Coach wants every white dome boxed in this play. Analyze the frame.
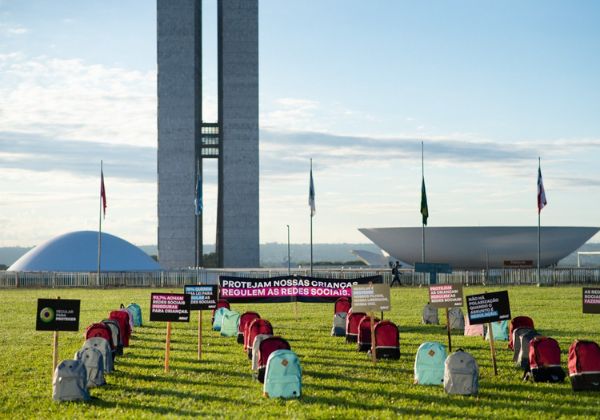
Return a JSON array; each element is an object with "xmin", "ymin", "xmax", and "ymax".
[{"xmin": 8, "ymin": 231, "xmax": 161, "ymax": 272}]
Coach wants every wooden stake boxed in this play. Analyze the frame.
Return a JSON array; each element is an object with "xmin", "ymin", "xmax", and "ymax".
[
  {"xmin": 446, "ymin": 307, "xmax": 452, "ymax": 353},
  {"xmin": 164, "ymin": 321, "xmax": 172, "ymax": 373},
  {"xmin": 487, "ymin": 322, "xmax": 498, "ymax": 376},
  {"xmin": 52, "ymin": 331, "xmax": 59, "ymax": 374},
  {"xmin": 370, "ymin": 311, "xmax": 376, "ymax": 365},
  {"xmin": 197, "ymin": 311, "xmax": 202, "ymax": 360}
]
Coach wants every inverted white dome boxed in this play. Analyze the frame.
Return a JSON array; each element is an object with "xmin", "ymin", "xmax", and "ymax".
[{"xmin": 8, "ymin": 231, "xmax": 161, "ymax": 272}]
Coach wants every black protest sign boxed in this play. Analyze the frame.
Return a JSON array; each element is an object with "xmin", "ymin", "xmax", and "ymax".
[
  {"xmin": 583, "ymin": 288, "xmax": 600, "ymax": 314},
  {"xmin": 36, "ymin": 299, "xmax": 80, "ymax": 331},
  {"xmin": 466, "ymin": 291, "xmax": 511, "ymax": 325},
  {"xmin": 429, "ymin": 284, "xmax": 464, "ymax": 308},
  {"xmin": 184, "ymin": 285, "xmax": 218, "ymax": 310},
  {"xmin": 150, "ymin": 293, "xmax": 191, "ymax": 322}
]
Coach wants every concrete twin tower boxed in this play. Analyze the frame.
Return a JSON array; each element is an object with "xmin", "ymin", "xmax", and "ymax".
[{"xmin": 157, "ymin": 0, "xmax": 259, "ymax": 269}]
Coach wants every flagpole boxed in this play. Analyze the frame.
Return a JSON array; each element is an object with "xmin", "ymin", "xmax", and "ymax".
[
  {"xmin": 537, "ymin": 157, "xmax": 541, "ymax": 286},
  {"xmin": 421, "ymin": 142, "xmax": 425, "ymax": 263},
  {"xmin": 310, "ymin": 158, "xmax": 313, "ymax": 277},
  {"xmin": 97, "ymin": 160, "xmax": 103, "ymax": 287}
]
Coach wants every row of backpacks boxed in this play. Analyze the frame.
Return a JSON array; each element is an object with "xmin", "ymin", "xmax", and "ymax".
[
  {"xmin": 211, "ymin": 300, "xmax": 303, "ymax": 399},
  {"xmin": 331, "ymin": 297, "xmax": 401, "ymax": 360},
  {"xmin": 52, "ymin": 303, "xmax": 143, "ymax": 402}
]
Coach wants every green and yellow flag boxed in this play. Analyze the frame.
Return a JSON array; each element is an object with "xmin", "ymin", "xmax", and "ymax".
[{"xmin": 420, "ymin": 177, "xmax": 428, "ymax": 226}]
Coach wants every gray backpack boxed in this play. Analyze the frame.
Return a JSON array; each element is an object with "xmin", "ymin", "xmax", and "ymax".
[
  {"xmin": 517, "ymin": 330, "xmax": 541, "ymax": 370},
  {"xmin": 83, "ymin": 337, "xmax": 114, "ymax": 373},
  {"xmin": 102, "ymin": 319, "xmax": 123, "ymax": 356},
  {"xmin": 512, "ymin": 328, "xmax": 534, "ymax": 364},
  {"xmin": 448, "ymin": 308, "xmax": 465, "ymax": 331},
  {"xmin": 331, "ymin": 312, "xmax": 347, "ymax": 336},
  {"xmin": 444, "ymin": 350, "xmax": 479, "ymax": 395},
  {"xmin": 52, "ymin": 360, "xmax": 90, "ymax": 402},
  {"xmin": 75, "ymin": 347, "xmax": 106, "ymax": 388},
  {"xmin": 422, "ymin": 303, "xmax": 439, "ymax": 325}
]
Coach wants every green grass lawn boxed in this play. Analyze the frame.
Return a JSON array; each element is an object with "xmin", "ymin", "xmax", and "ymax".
[{"xmin": 1, "ymin": 286, "xmax": 600, "ymax": 419}]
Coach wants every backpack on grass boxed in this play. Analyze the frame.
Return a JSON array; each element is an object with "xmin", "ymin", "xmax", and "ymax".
[
  {"xmin": 238, "ymin": 311, "xmax": 260, "ymax": 345},
  {"xmin": 448, "ymin": 308, "xmax": 465, "ymax": 331},
  {"xmin": 74, "ymin": 347, "xmax": 106, "ymax": 388},
  {"xmin": 568, "ymin": 340, "xmax": 600, "ymax": 391},
  {"xmin": 512, "ymin": 328, "xmax": 534, "ymax": 365},
  {"xmin": 509, "ymin": 316, "xmax": 534, "ymax": 350},
  {"xmin": 414, "ymin": 342, "xmax": 447, "ymax": 385},
  {"xmin": 82, "ymin": 337, "xmax": 114, "ymax": 374},
  {"xmin": 85, "ymin": 323, "xmax": 114, "ymax": 351},
  {"xmin": 102, "ymin": 319, "xmax": 122, "ymax": 357},
  {"xmin": 212, "ymin": 307, "xmax": 231, "ymax": 332},
  {"xmin": 516, "ymin": 330, "xmax": 541, "ymax": 371},
  {"xmin": 486, "ymin": 320, "xmax": 509, "ymax": 341},
  {"xmin": 127, "ymin": 303, "xmax": 143, "ymax": 327},
  {"xmin": 357, "ymin": 316, "xmax": 379, "ymax": 352},
  {"xmin": 444, "ymin": 350, "xmax": 479, "ymax": 395},
  {"xmin": 528, "ymin": 336, "xmax": 565, "ymax": 383},
  {"xmin": 374, "ymin": 320, "xmax": 400, "ymax": 360},
  {"xmin": 245, "ymin": 319, "xmax": 273, "ymax": 359},
  {"xmin": 211, "ymin": 299, "xmax": 230, "ymax": 325},
  {"xmin": 334, "ymin": 297, "xmax": 351, "ymax": 314},
  {"xmin": 220, "ymin": 310, "xmax": 240, "ymax": 338},
  {"xmin": 257, "ymin": 336, "xmax": 291, "ymax": 383},
  {"xmin": 331, "ymin": 312, "xmax": 347, "ymax": 337},
  {"xmin": 263, "ymin": 350, "xmax": 301, "ymax": 399},
  {"xmin": 422, "ymin": 303, "xmax": 439, "ymax": 325},
  {"xmin": 345, "ymin": 310, "xmax": 366, "ymax": 343},
  {"xmin": 464, "ymin": 314, "xmax": 484, "ymax": 337},
  {"xmin": 52, "ymin": 360, "xmax": 90, "ymax": 402},
  {"xmin": 252, "ymin": 334, "xmax": 273, "ymax": 371},
  {"xmin": 109, "ymin": 310, "xmax": 132, "ymax": 347}
]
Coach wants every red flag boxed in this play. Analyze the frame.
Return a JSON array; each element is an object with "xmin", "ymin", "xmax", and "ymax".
[{"xmin": 101, "ymin": 169, "xmax": 107, "ymax": 218}]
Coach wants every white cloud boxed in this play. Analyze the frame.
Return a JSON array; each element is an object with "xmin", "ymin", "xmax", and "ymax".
[
  {"xmin": 0, "ymin": 53, "xmax": 156, "ymax": 147},
  {"xmin": 0, "ymin": 23, "xmax": 28, "ymax": 36}
]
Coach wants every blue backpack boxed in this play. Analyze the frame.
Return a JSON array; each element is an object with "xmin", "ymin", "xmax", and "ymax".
[
  {"xmin": 220, "ymin": 310, "xmax": 241, "ymax": 337},
  {"xmin": 263, "ymin": 350, "xmax": 302, "ymax": 399},
  {"xmin": 486, "ymin": 320, "xmax": 509, "ymax": 341},
  {"xmin": 414, "ymin": 342, "xmax": 447, "ymax": 385},
  {"xmin": 212, "ymin": 307, "xmax": 231, "ymax": 331},
  {"xmin": 127, "ymin": 303, "xmax": 143, "ymax": 327}
]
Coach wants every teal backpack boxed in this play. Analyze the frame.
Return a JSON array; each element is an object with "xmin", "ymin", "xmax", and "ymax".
[
  {"xmin": 127, "ymin": 303, "xmax": 143, "ymax": 327},
  {"xmin": 263, "ymin": 349, "xmax": 302, "ymax": 399},
  {"xmin": 486, "ymin": 320, "xmax": 509, "ymax": 341},
  {"xmin": 220, "ymin": 310, "xmax": 241, "ymax": 337},
  {"xmin": 212, "ymin": 307, "xmax": 231, "ymax": 331},
  {"xmin": 414, "ymin": 341, "xmax": 447, "ymax": 385}
]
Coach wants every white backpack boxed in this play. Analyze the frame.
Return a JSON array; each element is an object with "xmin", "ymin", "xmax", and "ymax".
[
  {"xmin": 444, "ymin": 350, "xmax": 479, "ymax": 395},
  {"xmin": 331, "ymin": 312, "xmax": 347, "ymax": 336},
  {"xmin": 52, "ymin": 360, "xmax": 90, "ymax": 402},
  {"xmin": 83, "ymin": 337, "xmax": 114, "ymax": 373},
  {"xmin": 422, "ymin": 303, "xmax": 439, "ymax": 325},
  {"xmin": 252, "ymin": 334, "xmax": 273, "ymax": 371},
  {"xmin": 75, "ymin": 347, "xmax": 106, "ymax": 388}
]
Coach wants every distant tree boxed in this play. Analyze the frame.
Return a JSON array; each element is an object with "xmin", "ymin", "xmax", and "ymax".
[
  {"xmin": 202, "ymin": 252, "xmax": 218, "ymax": 268},
  {"xmin": 0, "ymin": 264, "xmax": 7, "ymax": 271}
]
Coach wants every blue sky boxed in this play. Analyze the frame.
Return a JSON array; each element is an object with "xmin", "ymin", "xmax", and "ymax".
[{"xmin": 1, "ymin": 0, "xmax": 600, "ymax": 247}]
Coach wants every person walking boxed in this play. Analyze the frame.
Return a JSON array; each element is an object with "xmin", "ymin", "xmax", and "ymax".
[{"xmin": 390, "ymin": 261, "xmax": 402, "ymax": 287}]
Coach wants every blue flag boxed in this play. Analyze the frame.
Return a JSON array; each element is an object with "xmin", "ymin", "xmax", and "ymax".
[
  {"xmin": 309, "ymin": 166, "xmax": 315, "ymax": 217},
  {"xmin": 194, "ymin": 174, "xmax": 202, "ymax": 216}
]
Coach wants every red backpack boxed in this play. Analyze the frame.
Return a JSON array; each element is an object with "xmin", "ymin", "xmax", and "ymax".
[
  {"xmin": 509, "ymin": 316, "xmax": 534, "ymax": 350},
  {"xmin": 568, "ymin": 340, "xmax": 600, "ymax": 391},
  {"xmin": 334, "ymin": 297, "xmax": 351, "ymax": 314},
  {"xmin": 374, "ymin": 320, "xmax": 400, "ymax": 360},
  {"xmin": 345, "ymin": 310, "xmax": 366, "ymax": 344},
  {"xmin": 245, "ymin": 319, "xmax": 273, "ymax": 358},
  {"xmin": 357, "ymin": 316, "xmax": 379, "ymax": 352},
  {"xmin": 528, "ymin": 336, "xmax": 565, "ymax": 382},
  {"xmin": 85, "ymin": 323, "xmax": 114, "ymax": 350},
  {"xmin": 109, "ymin": 310, "xmax": 131, "ymax": 347},
  {"xmin": 257, "ymin": 336, "xmax": 291, "ymax": 383},
  {"xmin": 238, "ymin": 311, "xmax": 260, "ymax": 345}
]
